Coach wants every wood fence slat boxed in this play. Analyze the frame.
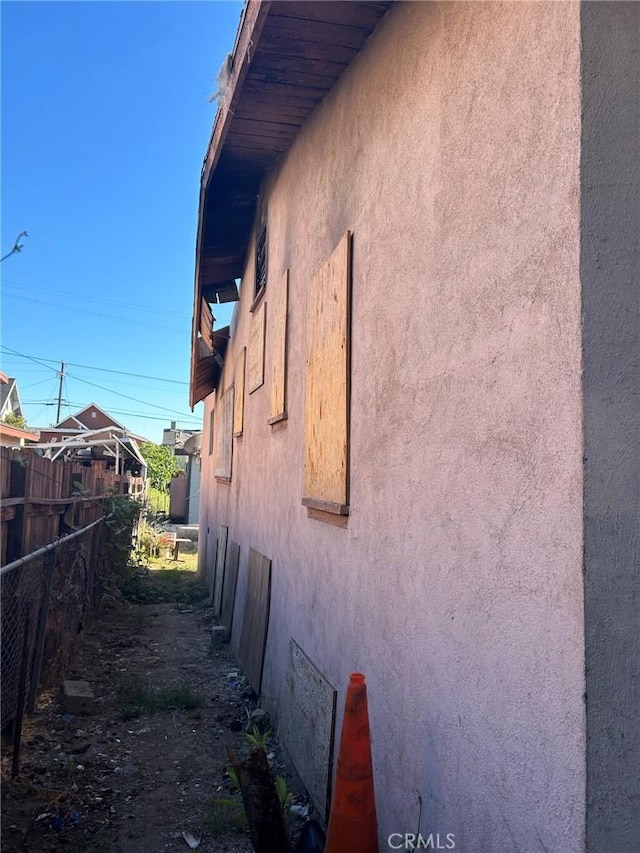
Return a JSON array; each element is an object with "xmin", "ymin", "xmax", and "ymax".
[{"xmin": 0, "ymin": 448, "xmax": 127, "ymax": 564}]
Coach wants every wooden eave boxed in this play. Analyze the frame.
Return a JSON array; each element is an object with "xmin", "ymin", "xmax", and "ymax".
[{"xmin": 190, "ymin": 0, "xmax": 393, "ymax": 407}]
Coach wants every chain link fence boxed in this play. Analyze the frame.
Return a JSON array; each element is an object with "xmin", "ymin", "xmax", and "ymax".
[{"xmin": 1, "ymin": 519, "xmax": 107, "ymax": 749}]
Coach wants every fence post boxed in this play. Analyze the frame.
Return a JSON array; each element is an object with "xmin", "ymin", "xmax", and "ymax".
[
  {"xmin": 27, "ymin": 550, "xmax": 56, "ymax": 714},
  {"xmin": 6, "ymin": 456, "xmax": 26, "ymax": 563},
  {"xmin": 12, "ymin": 606, "xmax": 31, "ymax": 779}
]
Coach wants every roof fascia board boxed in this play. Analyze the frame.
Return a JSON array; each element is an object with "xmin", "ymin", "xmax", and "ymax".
[
  {"xmin": 0, "ymin": 424, "xmax": 40, "ymax": 441},
  {"xmin": 201, "ymin": 1, "xmax": 273, "ymax": 192},
  {"xmin": 191, "ymin": 1, "xmax": 271, "ymax": 409}
]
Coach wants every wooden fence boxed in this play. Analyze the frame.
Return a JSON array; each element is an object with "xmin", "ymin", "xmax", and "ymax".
[{"xmin": 0, "ymin": 446, "xmax": 126, "ymax": 565}]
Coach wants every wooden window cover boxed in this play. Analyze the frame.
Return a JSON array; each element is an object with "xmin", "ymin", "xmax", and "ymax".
[
  {"xmin": 208, "ymin": 408, "xmax": 215, "ymax": 456},
  {"xmin": 303, "ymin": 232, "xmax": 351, "ymax": 516},
  {"xmin": 215, "ymin": 387, "xmax": 234, "ymax": 482},
  {"xmin": 268, "ymin": 270, "xmax": 288, "ymax": 424},
  {"xmin": 248, "ymin": 300, "xmax": 267, "ymax": 394},
  {"xmin": 234, "ymin": 349, "xmax": 246, "ymax": 436}
]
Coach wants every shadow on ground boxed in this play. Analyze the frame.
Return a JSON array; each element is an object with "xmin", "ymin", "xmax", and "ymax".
[{"xmin": 1, "ymin": 564, "xmax": 310, "ymax": 853}]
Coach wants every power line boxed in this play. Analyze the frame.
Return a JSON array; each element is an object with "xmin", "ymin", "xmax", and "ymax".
[
  {"xmin": 23, "ymin": 401, "xmax": 201, "ymax": 424},
  {"xmin": 63, "ymin": 361, "xmax": 188, "ymax": 386},
  {"xmin": 63, "ymin": 370, "xmax": 196, "ymax": 419},
  {"xmin": 2, "ymin": 346, "xmax": 198, "ymax": 421},
  {"xmin": 20, "ymin": 377, "xmax": 59, "ymax": 391},
  {"xmin": 2, "ymin": 278, "xmax": 191, "ymax": 320},
  {"xmin": 0, "ymin": 346, "xmax": 189, "ymax": 385},
  {"xmin": 2, "ymin": 292, "xmax": 187, "ymax": 335}
]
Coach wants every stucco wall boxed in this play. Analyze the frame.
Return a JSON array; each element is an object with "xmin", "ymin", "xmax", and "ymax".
[
  {"xmin": 581, "ymin": 3, "xmax": 640, "ymax": 850},
  {"xmin": 200, "ymin": 2, "xmax": 585, "ymax": 850}
]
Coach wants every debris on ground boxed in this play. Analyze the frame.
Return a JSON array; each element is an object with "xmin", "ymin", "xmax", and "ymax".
[{"xmin": 1, "ymin": 564, "xmax": 313, "ymax": 852}]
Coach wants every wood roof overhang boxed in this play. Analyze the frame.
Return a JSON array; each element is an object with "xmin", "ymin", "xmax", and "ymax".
[{"xmin": 190, "ymin": 0, "xmax": 393, "ymax": 407}]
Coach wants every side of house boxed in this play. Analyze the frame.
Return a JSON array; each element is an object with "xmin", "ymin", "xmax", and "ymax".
[{"xmin": 191, "ymin": 2, "xmax": 638, "ymax": 851}]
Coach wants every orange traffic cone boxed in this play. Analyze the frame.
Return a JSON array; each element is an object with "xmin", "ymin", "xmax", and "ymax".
[{"xmin": 325, "ymin": 673, "xmax": 378, "ymax": 853}]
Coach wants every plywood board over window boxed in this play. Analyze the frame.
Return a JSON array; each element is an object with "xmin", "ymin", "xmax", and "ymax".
[
  {"xmin": 248, "ymin": 301, "xmax": 266, "ymax": 393},
  {"xmin": 215, "ymin": 386, "xmax": 234, "ymax": 482},
  {"xmin": 303, "ymin": 232, "xmax": 351, "ymax": 517},
  {"xmin": 234, "ymin": 348, "xmax": 246, "ymax": 437},
  {"xmin": 269, "ymin": 270, "xmax": 289, "ymax": 424}
]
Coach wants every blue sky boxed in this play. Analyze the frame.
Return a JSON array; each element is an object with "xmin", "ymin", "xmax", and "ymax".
[{"xmin": 1, "ymin": 0, "xmax": 241, "ymax": 442}]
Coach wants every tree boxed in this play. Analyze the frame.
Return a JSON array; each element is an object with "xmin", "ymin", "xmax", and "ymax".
[
  {"xmin": 2, "ymin": 411, "xmax": 27, "ymax": 429},
  {"xmin": 139, "ymin": 442, "xmax": 180, "ymax": 492}
]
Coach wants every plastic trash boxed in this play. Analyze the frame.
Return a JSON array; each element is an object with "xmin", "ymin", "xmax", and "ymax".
[{"xmin": 181, "ymin": 830, "xmax": 201, "ymax": 849}]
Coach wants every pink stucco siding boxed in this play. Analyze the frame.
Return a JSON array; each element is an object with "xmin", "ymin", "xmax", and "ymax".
[{"xmin": 200, "ymin": 2, "xmax": 584, "ymax": 850}]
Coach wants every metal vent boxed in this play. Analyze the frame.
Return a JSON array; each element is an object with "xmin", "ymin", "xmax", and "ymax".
[{"xmin": 256, "ymin": 226, "xmax": 267, "ymax": 295}]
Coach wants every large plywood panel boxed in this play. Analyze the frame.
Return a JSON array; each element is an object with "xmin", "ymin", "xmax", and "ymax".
[
  {"xmin": 234, "ymin": 348, "xmax": 246, "ymax": 437},
  {"xmin": 220, "ymin": 540, "xmax": 240, "ymax": 642},
  {"xmin": 269, "ymin": 270, "xmax": 289, "ymax": 424},
  {"xmin": 281, "ymin": 639, "xmax": 337, "ymax": 820},
  {"xmin": 303, "ymin": 232, "xmax": 351, "ymax": 511},
  {"xmin": 238, "ymin": 548, "xmax": 272, "ymax": 695},
  {"xmin": 248, "ymin": 301, "xmax": 267, "ymax": 393},
  {"xmin": 215, "ymin": 387, "xmax": 234, "ymax": 481},
  {"xmin": 213, "ymin": 525, "xmax": 228, "ymax": 617}
]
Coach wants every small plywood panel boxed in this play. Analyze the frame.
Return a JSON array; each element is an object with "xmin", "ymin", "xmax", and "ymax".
[
  {"xmin": 281, "ymin": 639, "xmax": 337, "ymax": 820},
  {"xmin": 248, "ymin": 300, "xmax": 267, "ymax": 393},
  {"xmin": 234, "ymin": 348, "xmax": 246, "ymax": 437},
  {"xmin": 213, "ymin": 525, "xmax": 228, "ymax": 617},
  {"xmin": 220, "ymin": 540, "xmax": 240, "ymax": 641},
  {"xmin": 269, "ymin": 270, "xmax": 289, "ymax": 424},
  {"xmin": 238, "ymin": 548, "xmax": 272, "ymax": 695},
  {"xmin": 215, "ymin": 387, "xmax": 234, "ymax": 481},
  {"xmin": 303, "ymin": 232, "xmax": 351, "ymax": 510},
  {"xmin": 204, "ymin": 527, "xmax": 215, "ymax": 594}
]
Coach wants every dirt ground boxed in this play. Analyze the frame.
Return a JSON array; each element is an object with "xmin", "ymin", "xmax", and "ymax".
[{"xmin": 1, "ymin": 564, "xmax": 311, "ymax": 852}]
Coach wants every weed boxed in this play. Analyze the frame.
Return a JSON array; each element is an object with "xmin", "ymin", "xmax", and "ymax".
[
  {"xmin": 116, "ymin": 676, "xmax": 204, "ymax": 720},
  {"xmin": 117, "ymin": 565, "xmax": 208, "ymax": 606},
  {"xmin": 205, "ymin": 797, "xmax": 248, "ymax": 837},
  {"xmin": 275, "ymin": 775, "xmax": 293, "ymax": 811},
  {"xmin": 245, "ymin": 725, "xmax": 270, "ymax": 751}
]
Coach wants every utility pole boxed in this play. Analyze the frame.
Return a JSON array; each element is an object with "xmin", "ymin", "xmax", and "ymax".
[{"xmin": 55, "ymin": 361, "xmax": 65, "ymax": 423}]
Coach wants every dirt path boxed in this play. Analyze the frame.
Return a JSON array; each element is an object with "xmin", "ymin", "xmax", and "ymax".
[{"xmin": 1, "ymin": 572, "xmax": 309, "ymax": 852}]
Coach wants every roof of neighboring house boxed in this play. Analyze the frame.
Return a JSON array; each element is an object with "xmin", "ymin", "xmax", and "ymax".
[
  {"xmin": 0, "ymin": 377, "xmax": 23, "ymax": 418},
  {"xmin": 0, "ymin": 372, "xmax": 9, "ymax": 385},
  {"xmin": 190, "ymin": 0, "xmax": 392, "ymax": 405},
  {"xmin": 0, "ymin": 423, "xmax": 40, "ymax": 444},
  {"xmin": 55, "ymin": 403, "xmax": 125, "ymax": 431}
]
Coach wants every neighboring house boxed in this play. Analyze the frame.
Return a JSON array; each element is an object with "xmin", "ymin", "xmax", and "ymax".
[
  {"xmin": 38, "ymin": 402, "xmax": 127, "ymax": 441},
  {"xmin": 0, "ymin": 422, "xmax": 40, "ymax": 448},
  {"xmin": 163, "ymin": 422, "xmax": 202, "ymax": 524},
  {"xmin": 182, "ymin": 433, "xmax": 202, "ymax": 525},
  {"xmin": 0, "ymin": 374, "xmax": 38, "ymax": 446},
  {"xmin": 189, "ymin": 3, "xmax": 638, "ymax": 852},
  {"xmin": 0, "ymin": 376, "xmax": 25, "ymax": 424},
  {"xmin": 33, "ymin": 404, "xmax": 147, "ymax": 497}
]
